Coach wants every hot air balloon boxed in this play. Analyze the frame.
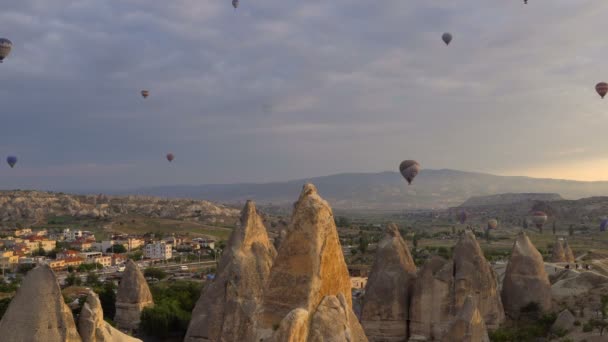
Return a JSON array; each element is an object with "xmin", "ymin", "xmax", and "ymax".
[
  {"xmin": 166, "ymin": 153, "xmax": 174, "ymax": 162},
  {"xmin": 399, "ymin": 160, "xmax": 420, "ymax": 185},
  {"xmin": 487, "ymin": 219, "xmax": 498, "ymax": 230},
  {"xmin": 596, "ymin": 82, "xmax": 608, "ymax": 99},
  {"xmin": 6, "ymin": 156, "xmax": 17, "ymax": 168},
  {"xmin": 524, "ymin": 0, "xmax": 528, "ymax": 4},
  {"xmin": 232, "ymin": 0, "xmax": 239, "ymax": 9},
  {"xmin": 531, "ymin": 211, "xmax": 548, "ymax": 229},
  {"xmin": 600, "ymin": 218, "xmax": 608, "ymax": 232},
  {"xmin": 458, "ymin": 210, "xmax": 469, "ymax": 224},
  {"xmin": 0, "ymin": 38, "xmax": 12, "ymax": 63},
  {"xmin": 141, "ymin": 90, "xmax": 149, "ymax": 99},
  {"xmin": 442, "ymin": 33, "xmax": 452, "ymax": 46}
]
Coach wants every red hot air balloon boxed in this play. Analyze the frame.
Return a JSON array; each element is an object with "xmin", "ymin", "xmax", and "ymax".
[
  {"xmin": 596, "ymin": 82, "xmax": 608, "ymax": 99},
  {"xmin": 166, "ymin": 153, "xmax": 174, "ymax": 162},
  {"xmin": 399, "ymin": 160, "xmax": 420, "ymax": 185},
  {"xmin": 531, "ymin": 211, "xmax": 548, "ymax": 229}
]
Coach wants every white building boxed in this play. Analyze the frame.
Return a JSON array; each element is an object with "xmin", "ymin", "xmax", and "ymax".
[
  {"xmin": 144, "ymin": 242, "xmax": 172, "ymax": 260},
  {"xmin": 63, "ymin": 229, "xmax": 83, "ymax": 242}
]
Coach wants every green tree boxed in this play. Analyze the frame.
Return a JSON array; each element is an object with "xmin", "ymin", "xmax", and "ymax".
[
  {"xmin": 85, "ymin": 273, "xmax": 101, "ymax": 287},
  {"xmin": 0, "ymin": 298, "xmax": 12, "ymax": 321},
  {"xmin": 106, "ymin": 244, "xmax": 127, "ymax": 254},
  {"xmin": 358, "ymin": 235, "xmax": 369, "ymax": 254},
  {"xmin": 96, "ymin": 282, "xmax": 116, "ymax": 320},
  {"xmin": 412, "ymin": 234, "xmax": 419, "ymax": 248},
  {"xmin": 144, "ymin": 267, "xmax": 168, "ymax": 280},
  {"xmin": 552, "ymin": 221, "xmax": 557, "ymax": 235},
  {"xmin": 569, "ymin": 225, "xmax": 574, "ymax": 236},
  {"xmin": 336, "ymin": 216, "xmax": 351, "ymax": 228},
  {"xmin": 523, "ymin": 219, "xmax": 528, "ymax": 229},
  {"xmin": 65, "ymin": 273, "xmax": 82, "ymax": 286}
]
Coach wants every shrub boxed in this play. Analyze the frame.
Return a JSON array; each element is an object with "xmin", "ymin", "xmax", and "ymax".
[{"xmin": 144, "ymin": 267, "xmax": 168, "ymax": 280}]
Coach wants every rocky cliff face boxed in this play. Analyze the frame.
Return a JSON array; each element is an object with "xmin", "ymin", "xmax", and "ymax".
[
  {"xmin": 452, "ymin": 231, "xmax": 504, "ymax": 329},
  {"xmin": 361, "ymin": 223, "xmax": 417, "ymax": 341},
  {"xmin": 78, "ymin": 290, "xmax": 141, "ymax": 342},
  {"xmin": 254, "ymin": 183, "xmax": 367, "ymax": 342},
  {"xmin": 0, "ymin": 190, "xmax": 239, "ymax": 224},
  {"xmin": 501, "ymin": 232, "xmax": 552, "ymax": 318},
  {"xmin": 185, "ymin": 200, "xmax": 277, "ymax": 342},
  {"xmin": 0, "ymin": 265, "xmax": 82, "ymax": 342},
  {"xmin": 440, "ymin": 296, "xmax": 490, "ymax": 342},
  {"xmin": 114, "ymin": 260, "xmax": 154, "ymax": 331}
]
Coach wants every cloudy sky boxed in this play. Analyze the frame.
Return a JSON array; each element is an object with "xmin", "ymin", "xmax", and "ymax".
[{"xmin": 1, "ymin": 0, "xmax": 608, "ymax": 190}]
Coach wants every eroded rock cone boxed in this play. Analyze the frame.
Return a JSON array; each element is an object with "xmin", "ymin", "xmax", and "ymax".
[
  {"xmin": 409, "ymin": 256, "xmax": 454, "ymax": 340},
  {"xmin": 79, "ymin": 290, "xmax": 141, "ymax": 342},
  {"xmin": 114, "ymin": 260, "xmax": 154, "ymax": 331},
  {"xmin": 185, "ymin": 200, "xmax": 277, "ymax": 342},
  {"xmin": 550, "ymin": 238, "xmax": 567, "ymax": 263},
  {"xmin": 440, "ymin": 296, "xmax": 490, "ymax": 342},
  {"xmin": 361, "ymin": 223, "xmax": 417, "ymax": 341},
  {"xmin": 563, "ymin": 240, "xmax": 575, "ymax": 263},
  {"xmin": 452, "ymin": 231, "xmax": 504, "ymax": 329},
  {"xmin": 0, "ymin": 265, "xmax": 82, "ymax": 342},
  {"xmin": 501, "ymin": 232, "xmax": 552, "ymax": 318},
  {"xmin": 255, "ymin": 183, "xmax": 366, "ymax": 341}
]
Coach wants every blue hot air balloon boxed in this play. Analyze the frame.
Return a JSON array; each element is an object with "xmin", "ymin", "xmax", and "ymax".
[
  {"xmin": 601, "ymin": 218, "xmax": 608, "ymax": 232},
  {"xmin": 6, "ymin": 156, "xmax": 17, "ymax": 168}
]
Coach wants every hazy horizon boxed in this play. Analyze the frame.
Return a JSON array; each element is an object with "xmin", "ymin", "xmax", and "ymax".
[{"xmin": 2, "ymin": 1, "xmax": 608, "ymax": 190}]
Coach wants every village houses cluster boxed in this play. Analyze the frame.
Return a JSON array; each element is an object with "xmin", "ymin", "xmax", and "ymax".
[{"xmin": 0, "ymin": 227, "xmax": 217, "ymax": 273}]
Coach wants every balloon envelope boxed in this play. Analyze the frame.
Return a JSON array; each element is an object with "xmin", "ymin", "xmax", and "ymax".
[
  {"xmin": 0, "ymin": 38, "xmax": 12, "ymax": 62},
  {"xmin": 232, "ymin": 0, "xmax": 239, "ymax": 8},
  {"xmin": 166, "ymin": 153, "xmax": 174, "ymax": 162},
  {"xmin": 141, "ymin": 90, "xmax": 149, "ymax": 98},
  {"xmin": 601, "ymin": 219, "xmax": 608, "ymax": 232},
  {"xmin": 596, "ymin": 82, "xmax": 608, "ymax": 99},
  {"xmin": 531, "ymin": 211, "xmax": 548, "ymax": 228},
  {"xmin": 458, "ymin": 210, "xmax": 468, "ymax": 224},
  {"xmin": 399, "ymin": 160, "xmax": 420, "ymax": 185},
  {"xmin": 487, "ymin": 219, "xmax": 498, "ymax": 230},
  {"xmin": 442, "ymin": 33, "xmax": 452, "ymax": 45},
  {"xmin": 6, "ymin": 156, "xmax": 17, "ymax": 168}
]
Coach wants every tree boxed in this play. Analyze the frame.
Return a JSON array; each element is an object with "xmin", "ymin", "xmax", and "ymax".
[
  {"xmin": 85, "ymin": 273, "xmax": 101, "ymax": 287},
  {"xmin": 144, "ymin": 267, "xmax": 168, "ymax": 280},
  {"xmin": 358, "ymin": 234, "xmax": 369, "ymax": 254},
  {"xmin": 569, "ymin": 225, "xmax": 574, "ymax": 236},
  {"xmin": 106, "ymin": 244, "xmax": 127, "ymax": 254},
  {"xmin": 336, "ymin": 216, "xmax": 351, "ymax": 228},
  {"xmin": 96, "ymin": 282, "xmax": 116, "ymax": 320},
  {"xmin": 523, "ymin": 219, "xmax": 528, "ymax": 230},
  {"xmin": 412, "ymin": 234, "xmax": 419, "ymax": 248},
  {"xmin": 65, "ymin": 273, "xmax": 82, "ymax": 286},
  {"xmin": 552, "ymin": 221, "xmax": 556, "ymax": 235}
]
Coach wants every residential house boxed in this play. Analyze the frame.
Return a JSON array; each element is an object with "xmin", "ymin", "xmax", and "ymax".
[{"xmin": 144, "ymin": 241, "xmax": 172, "ymax": 260}]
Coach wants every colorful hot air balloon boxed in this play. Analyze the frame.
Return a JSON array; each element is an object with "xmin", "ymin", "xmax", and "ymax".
[
  {"xmin": 531, "ymin": 211, "xmax": 548, "ymax": 229},
  {"xmin": 487, "ymin": 219, "xmax": 498, "ymax": 230},
  {"xmin": 6, "ymin": 156, "xmax": 17, "ymax": 168},
  {"xmin": 232, "ymin": 0, "xmax": 239, "ymax": 9},
  {"xmin": 596, "ymin": 82, "xmax": 608, "ymax": 99},
  {"xmin": 0, "ymin": 38, "xmax": 12, "ymax": 63},
  {"xmin": 458, "ymin": 210, "xmax": 469, "ymax": 224},
  {"xmin": 600, "ymin": 218, "xmax": 608, "ymax": 232},
  {"xmin": 141, "ymin": 90, "xmax": 149, "ymax": 99},
  {"xmin": 166, "ymin": 153, "xmax": 174, "ymax": 162},
  {"xmin": 442, "ymin": 33, "xmax": 452, "ymax": 46},
  {"xmin": 399, "ymin": 160, "xmax": 420, "ymax": 185}
]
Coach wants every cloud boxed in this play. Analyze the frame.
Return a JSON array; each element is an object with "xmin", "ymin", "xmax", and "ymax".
[{"xmin": 1, "ymin": 0, "xmax": 608, "ymax": 190}]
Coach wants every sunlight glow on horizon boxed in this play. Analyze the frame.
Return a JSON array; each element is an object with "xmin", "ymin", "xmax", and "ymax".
[{"xmin": 496, "ymin": 157, "xmax": 608, "ymax": 182}]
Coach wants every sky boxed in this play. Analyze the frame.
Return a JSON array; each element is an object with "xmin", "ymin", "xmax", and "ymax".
[{"xmin": 1, "ymin": 0, "xmax": 608, "ymax": 190}]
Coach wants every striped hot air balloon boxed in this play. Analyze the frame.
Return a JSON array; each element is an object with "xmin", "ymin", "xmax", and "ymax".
[
  {"xmin": 141, "ymin": 90, "xmax": 149, "ymax": 99},
  {"xmin": 531, "ymin": 211, "xmax": 548, "ymax": 229},
  {"xmin": 0, "ymin": 38, "xmax": 12, "ymax": 63}
]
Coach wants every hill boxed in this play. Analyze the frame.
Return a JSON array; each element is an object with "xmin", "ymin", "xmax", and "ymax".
[
  {"xmin": 460, "ymin": 193, "xmax": 563, "ymax": 207},
  {"xmin": 119, "ymin": 169, "xmax": 608, "ymax": 211}
]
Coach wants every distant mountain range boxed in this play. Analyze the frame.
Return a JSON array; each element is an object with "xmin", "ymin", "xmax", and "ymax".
[{"xmin": 114, "ymin": 169, "xmax": 608, "ymax": 211}]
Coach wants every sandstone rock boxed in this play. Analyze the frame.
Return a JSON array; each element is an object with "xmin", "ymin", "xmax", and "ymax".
[
  {"xmin": 550, "ymin": 239, "xmax": 567, "ymax": 263},
  {"xmin": 409, "ymin": 256, "xmax": 454, "ymax": 340},
  {"xmin": 272, "ymin": 309, "xmax": 311, "ymax": 342},
  {"xmin": 255, "ymin": 183, "xmax": 366, "ymax": 342},
  {"xmin": 361, "ymin": 223, "xmax": 417, "ymax": 341},
  {"xmin": 452, "ymin": 231, "xmax": 504, "ymax": 329},
  {"xmin": 551, "ymin": 309, "xmax": 575, "ymax": 333},
  {"xmin": 501, "ymin": 232, "xmax": 552, "ymax": 318},
  {"xmin": 309, "ymin": 294, "xmax": 368, "ymax": 342},
  {"xmin": 0, "ymin": 265, "xmax": 82, "ymax": 342},
  {"xmin": 114, "ymin": 260, "xmax": 154, "ymax": 331},
  {"xmin": 563, "ymin": 240, "xmax": 575, "ymax": 263},
  {"xmin": 185, "ymin": 200, "xmax": 277, "ymax": 342},
  {"xmin": 440, "ymin": 296, "xmax": 489, "ymax": 342},
  {"xmin": 79, "ymin": 290, "xmax": 141, "ymax": 342}
]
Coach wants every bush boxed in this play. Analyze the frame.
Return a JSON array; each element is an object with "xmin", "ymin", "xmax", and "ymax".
[
  {"xmin": 96, "ymin": 282, "xmax": 116, "ymax": 320},
  {"xmin": 106, "ymin": 245, "xmax": 127, "ymax": 254},
  {"xmin": 144, "ymin": 267, "xmax": 168, "ymax": 280},
  {"xmin": 65, "ymin": 273, "xmax": 82, "ymax": 286},
  {"xmin": 86, "ymin": 273, "xmax": 101, "ymax": 287},
  {"xmin": 582, "ymin": 322, "xmax": 593, "ymax": 332},
  {"xmin": 574, "ymin": 320, "xmax": 581, "ymax": 326}
]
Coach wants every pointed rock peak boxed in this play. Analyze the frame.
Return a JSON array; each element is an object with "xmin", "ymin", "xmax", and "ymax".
[
  {"xmin": 233, "ymin": 199, "xmax": 271, "ymax": 249},
  {"xmin": 117, "ymin": 260, "xmax": 153, "ymax": 305},
  {"xmin": 513, "ymin": 232, "xmax": 536, "ymax": 256},
  {"xmin": 242, "ymin": 200, "xmax": 257, "ymax": 221},
  {"xmin": 385, "ymin": 222, "xmax": 400, "ymax": 237},
  {"xmin": 301, "ymin": 183, "xmax": 318, "ymax": 197}
]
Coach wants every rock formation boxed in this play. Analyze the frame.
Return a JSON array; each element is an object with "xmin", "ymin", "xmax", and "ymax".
[
  {"xmin": 409, "ymin": 256, "xmax": 454, "ymax": 340},
  {"xmin": 563, "ymin": 239, "xmax": 575, "ymax": 263},
  {"xmin": 114, "ymin": 260, "xmax": 154, "ymax": 331},
  {"xmin": 452, "ymin": 231, "xmax": 504, "ymax": 329},
  {"xmin": 440, "ymin": 296, "xmax": 490, "ymax": 342},
  {"xmin": 501, "ymin": 232, "xmax": 552, "ymax": 318},
  {"xmin": 0, "ymin": 265, "xmax": 82, "ymax": 342},
  {"xmin": 185, "ymin": 200, "xmax": 277, "ymax": 342},
  {"xmin": 550, "ymin": 239, "xmax": 567, "ymax": 262},
  {"xmin": 79, "ymin": 291, "xmax": 141, "ymax": 342},
  {"xmin": 551, "ymin": 309, "xmax": 575, "ymax": 333},
  {"xmin": 254, "ymin": 183, "xmax": 367, "ymax": 342},
  {"xmin": 361, "ymin": 223, "xmax": 417, "ymax": 341}
]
